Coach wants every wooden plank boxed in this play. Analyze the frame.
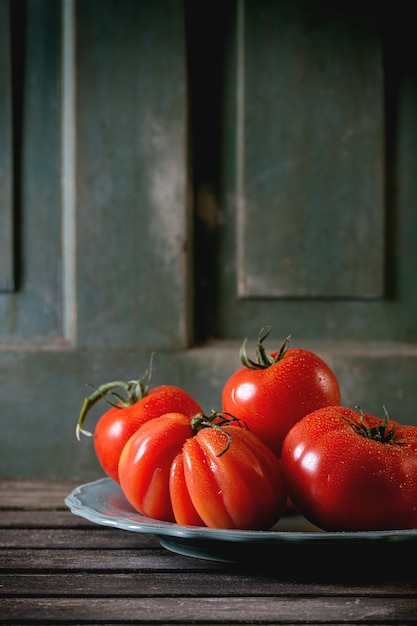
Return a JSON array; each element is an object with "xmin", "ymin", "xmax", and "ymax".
[
  {"xmin": 0, "ymin": 0, "xmax": 14, "ymax": 292},
  {"xmin": 0, "ymin": 528, "xmax": 159, "ymax": 549},
  {"xmin": 0, "ymin": 572, "xmax": 414, "ymax": 598},
  {"xmin": 0, "ymin": 510, "xmax": 97, "ymax": 528},
  {"xmin": 236, "ymin": 0, "xmax": 384, "ymax": 298},
  {"xmin": 0, "ymin": 549, "xmax": 223, "ymax": 572},
  {"xmin": 76, "ymin": 0, "xmax": 191, "ymax": 350},
  {"xmin": 2, "ymin": 545, "xmax": 415, "ymax": 581},
  {"xmin": 0, "ymin": 479, "xmax": 81, "ymax": 509},
  {"xmin": 1, "ymin": 479, "xmax": 416, "ymax": 626},
  {"xmin": 0, "ymin": 0, "xmax": 62, "ymax": 339},
  {"xmin": 1, "ymin": 596, "xmax": 417, "ymax": 624}
]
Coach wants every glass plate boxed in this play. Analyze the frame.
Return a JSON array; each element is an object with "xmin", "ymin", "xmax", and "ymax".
[{"xmin": 65, "ymin": 477, "xmax": 417, "ymax": 564}]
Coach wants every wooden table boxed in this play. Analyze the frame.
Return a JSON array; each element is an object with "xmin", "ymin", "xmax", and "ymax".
[{"xmin": 1, "ymin": 478, "xmax": 417, "ymax": 625}]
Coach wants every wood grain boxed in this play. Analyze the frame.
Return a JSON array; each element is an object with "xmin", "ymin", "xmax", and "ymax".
[{"xmin": 1, "ymin": 479, "xmax": 416, "ymax": 625}]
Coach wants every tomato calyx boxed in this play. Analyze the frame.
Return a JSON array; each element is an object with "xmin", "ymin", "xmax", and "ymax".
[
  {"xmin": 239, "ymin": 325, "xmax": 291, "ymax": 370},
  {"xmin": 190, "ymin": 411, "xmax": 248, "ymax": 456},
  {"xmin": 76, "ymin": 355, "xmax": 155, "ymax": 440},
  {"xmin": 347, "ymin": 406, "xmax": 398, "ymax": 444}
]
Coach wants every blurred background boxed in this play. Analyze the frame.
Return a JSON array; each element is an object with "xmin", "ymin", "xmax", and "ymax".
[{"xmin": 1, "ymin": 0, "xmax": 416, "ymax": 478}]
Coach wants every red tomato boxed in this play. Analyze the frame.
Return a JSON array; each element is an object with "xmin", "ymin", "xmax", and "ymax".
[
  {"xmin": 281, "ymin": 405, "xmax": 417, "ymax": 531},
  {"xmin": 76, "ymin": 369, "xmax": 202, "ymax": 484},
  {"xmin": 118, "ymin": 411, "xmax": 287, "ymax": 530},
  {"xmin": 222, "ymin": 326, "xmax": 341, "ymax": 457}
]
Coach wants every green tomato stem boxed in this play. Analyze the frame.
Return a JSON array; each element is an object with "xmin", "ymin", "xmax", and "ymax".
[
  {"xmin": 75, "ymin": 354, "xmax": 155, "ymax": 440},
  {"xmin": 239, "ymin": 325, "xmax": 291, "ymax": 370},
  {"xmin": 346, "ymin": 405, "xmax": 397, "ymax": 444},
  {"xmin": 190, "ymin": 410, "xmax": 247, "ymax": 457}
]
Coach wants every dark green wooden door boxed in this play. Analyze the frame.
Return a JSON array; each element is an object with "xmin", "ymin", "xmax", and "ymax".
[{"xmin": 1, "ymin": 0, "xmax": 416, "ymax": 478}]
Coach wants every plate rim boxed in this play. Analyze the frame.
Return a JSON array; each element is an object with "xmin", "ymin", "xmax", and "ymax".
[{"xmin": 65, "ymin": 477, "xmax": 417, "ymax": 545}]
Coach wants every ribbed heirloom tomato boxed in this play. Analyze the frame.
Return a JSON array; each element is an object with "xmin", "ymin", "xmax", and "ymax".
[
  {"xmin": 75, "ymin": 363, "xmax": 202, "ymax": 484},
  {"xmin": 118, "ymin": 411, "xmax": 287, "ymax": 530},
  {"xmin": 222, "ymin": 326, "xmax": 341, "ymax": 457},
  {"xmin": 281, "ymin": 405, "xmax": 417, "ymax": 531}
]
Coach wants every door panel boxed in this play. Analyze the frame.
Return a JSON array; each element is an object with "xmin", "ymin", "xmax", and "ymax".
[
  {"xmin": 236, "ymin": 1, "xmax": 385, "ymax": 299},
  {"xmin": 76, "ymin": 0, "xmax": 192, "ymax": 350},
  {"xmin": 0, "ymin": 0, "xmax": 62, "ymax": 340},
  {"xmin": 204, "ymin": 0, "xmax": 417, "ymax": 344},
  {"xmin": 0, "ymin": 0, "xmax": 14, "ymax": 292}
]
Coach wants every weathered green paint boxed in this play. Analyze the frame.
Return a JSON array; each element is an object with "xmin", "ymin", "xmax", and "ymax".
[
  {"xmin": 1, "ymin": 343, "xmax": 417, "ymax": 478},
  {"xmin": 214, "ymin": 1, "xmax": 417, "ymax": 342},
  {"xmin": 75, "ymin": 0, "xmax": 191, "ymax": 351},
  {"xmin": 0, "ymin": 0, "xmax": 61, "ymax": 338},
  {"xmin": 236, "ymin": 0, "xmax": 384, "ymax": 298},
  {"xmin": 1, "ymin": 0, "xmax": 417, "ymax": 478},
  {"xmin": 0, "ymin": 0, "xmax": 14, "ymax": 292}
]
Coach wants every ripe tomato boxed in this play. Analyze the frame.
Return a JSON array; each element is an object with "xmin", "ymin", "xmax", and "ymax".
[
  {"xmin": 222, "ymin": 326, "xmax": 341, "ymax": 457},
  {"xmin": 281, "ymin": 405, "xmax": 417, "ymax": 531},
  {"xmin": 118, "ymin": 411, "xmax": 287, "ymax": 530},
  {"xmin": 75, "ymin": 365, "xmax": 202, "ymax": 484}
]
